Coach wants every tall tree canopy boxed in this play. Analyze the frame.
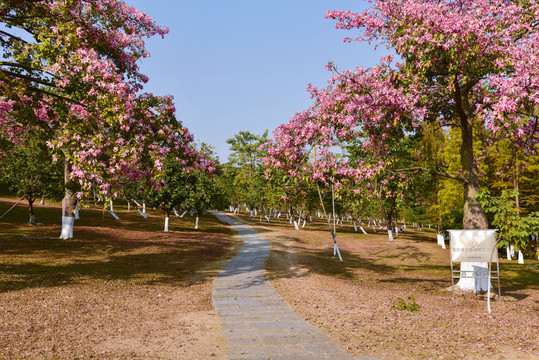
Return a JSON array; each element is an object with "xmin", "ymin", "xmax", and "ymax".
[
  {"xmin": 0, "ymin": 0, "xmax": 205, "ymax": 238},
  {"xmin": 267, "ymin": 0, "xmax": 538, "ymax": 233}
]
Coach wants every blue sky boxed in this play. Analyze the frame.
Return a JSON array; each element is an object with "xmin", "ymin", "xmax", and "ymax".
[{"xmin": 127, "ymin": 0, "xmax": 386, "ymax": 162}]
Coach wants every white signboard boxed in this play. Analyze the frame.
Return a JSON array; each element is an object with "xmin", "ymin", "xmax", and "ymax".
[{"xmin": 449, "ymin": 229, "xmax": 498, "ymax": 262}]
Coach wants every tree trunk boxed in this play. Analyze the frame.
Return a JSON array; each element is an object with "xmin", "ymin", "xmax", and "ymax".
[
  {"xmin": 164, "ymin": 210, "xmax": 170, "ymax": 232},
  {"xmin": 376, "ymin": 186, "xmax": 394, "ymax": 242},
  {"xmin": 60, "ymin": 159, "xmax": 76, "ymax": 239},
  {"xmin": 455, "ymin": 86, "xmax": 490, "ymax": 293},
  {"xmin": 27, "ymin": 195, "xmax": 35, "ymax": 224},
  {"xmin": 460, "ymin": 115, "xmax": 488, "ymax": 229}
]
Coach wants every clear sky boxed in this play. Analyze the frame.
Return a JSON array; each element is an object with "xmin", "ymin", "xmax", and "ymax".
[{"xmin": 127, "ymin": 0, "xmax": 386, "ymax": 162}]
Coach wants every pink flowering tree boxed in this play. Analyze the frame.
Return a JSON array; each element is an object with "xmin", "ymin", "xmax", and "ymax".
[
  {"xmin": 325, "ymin": 0, "xmax": 539, "ymax": 230},
  {"xmin": 265, "ymin": 60, "xmax": 426, "ymax": 246},
  {"xmin": 0, "ymin": 1, "xmax": 199, "ymax": 238},
  {"xmin": 319, "ymin": 0, "xmax": 538, "ymax": 292}
]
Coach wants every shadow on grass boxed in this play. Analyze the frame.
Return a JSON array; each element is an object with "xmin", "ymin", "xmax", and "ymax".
[{"xmin": 0, "ymin": 199, "xmax": 240, "ymax": 293}]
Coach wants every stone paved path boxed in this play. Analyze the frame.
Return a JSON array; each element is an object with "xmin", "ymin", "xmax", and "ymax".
[{"xmin": 211, "ymin": 212, "xmax": 374, "ymax": 360}]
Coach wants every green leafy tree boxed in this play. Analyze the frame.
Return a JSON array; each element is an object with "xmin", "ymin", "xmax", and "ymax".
[
  {"xmin": 0, "ymin": 137, "xmax": 63, "ymax": 223},
  {"xmin": 477, "ymin": 190, "xmax": 539, "ymax": 255},
  {"xmin": 225, "ymin": 130, "xmax": 269, "ymax": 211}
]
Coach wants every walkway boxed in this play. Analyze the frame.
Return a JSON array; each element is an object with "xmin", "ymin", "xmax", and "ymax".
[{"xmin": 211, "ymin": 212, "xmax": 372, "ymax": 360}]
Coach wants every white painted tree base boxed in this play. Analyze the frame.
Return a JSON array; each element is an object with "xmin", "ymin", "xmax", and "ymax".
[
  {"xmin": 388, "ymin": 230, "xmax": 394, "ymax": 242},
  {"xmin": 137, "ymin": 209, "xmax": 149, "ymax": 219},
  {"xmin": 164, "ymin": 216, "xmax": 169, "ymax": 232},
  {"xmin": 59, "ymin": 216, "xmax": 74, "ymax": 239},
  {"xmin": 109, "ymin": 210, "xmax": 120, "ymax": 220},
  {"xmin": 293, "ymin": 221, "xmax": 299, "ymax": 231},
  {"xmin": 506, "ymin": 247, "xmax": 512, "ymax": 260},
  {"xmin": 29, "ymin": 215, "xmax": 35, "ymax": 224},
  {"xmin": 455, "ymin": 262, "xmax": 492, "ymax": 293},
  {"xmin": 74, "ymin": 204, "xmax": 80, "ymax": 220},
  {"xmin": 333, "ymin": 243, "xmax": 343, "ymax": 262},
  {"xmin": 195, "ymin": 216, "xmax": 199, "ymax": 229},
  {"xmin": 360, "ymin": 226, "xmax": 367, "ymax": 235},
  {"xmin": 518, "ymin": 250, "xmax": 524, "ymax": 264},
  {"xmin": 437, "ymin": 234, "xmax": 444, "ymax": 247}
]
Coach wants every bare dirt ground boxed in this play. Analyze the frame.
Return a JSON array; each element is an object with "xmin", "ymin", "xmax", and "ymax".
[
  {"xmin": 0, "ymin": 198, "xmax": 242, "ymax": 359},
  {"xmin": 234, "ymin": 213, "xmax": 538, "ymax": 360},
  {"xmin": 1, "ymin": 198, "xmax": 537, "ymax": 360}
]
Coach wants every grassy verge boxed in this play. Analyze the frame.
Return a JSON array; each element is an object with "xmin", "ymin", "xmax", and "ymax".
[{"xmin": 0, "ymin": 196, "xmax": 242, "ymax": 359}]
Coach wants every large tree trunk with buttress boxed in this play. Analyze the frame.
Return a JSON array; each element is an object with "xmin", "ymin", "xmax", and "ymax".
[
  {"xmin": 60, "ymin": 159, "xmax": 76, "ymax": 239},
  {"xmin": 455, "ymin": 107, "xmax": 491, "ymax": 293}
]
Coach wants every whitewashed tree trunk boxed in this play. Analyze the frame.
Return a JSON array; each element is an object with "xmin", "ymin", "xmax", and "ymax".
[
  {"xmin": 302, "ymin": 219, "xmax": 306, "ymax": 228},
  {"xmin": 164, "ymin": 216, "xmax": 169, "ymax": 232},
  {"xmin": 456, "ymin": 262, "xmax": 491, "ymax": 293},
  {"xmin": 143, "ymin": 202, "xmax": 146, "ymax": 214},
  {"xmin": 250, "ymin": 210, "xmax": 253, "ymax": 217},
  {"xmin": 127, "ymin": 201, "xmax": 131, "ymax": 211},
  {"xmin": 437, "ymin": 234, "xmax": 444, "ymax": 246},
  {"xmin": 360, "ymin": 226, "xmax": 368, "ymax": 235},
  {"xmin": 109, "ymin": 210, "xmax": 120, "ymax": 220},
  {"xmin": 388, "ymin": 230, "xmax": 394, "ymax": 242},
  {"xmin": 506, "ymin": 247, "xmax": 512, "ymax": 260},
  {"xmin": 293, "ymin": 220, "xmax": 299, "ymax": 231},
  {"xmin": 353, "ymin": 222, "xmax": 357, "ymax": 232},
  {"xmin": 195, "ymin": 215, "xmax": 199, "ymax": 229},
  {"xmin": 29, "ymin": 214, "xmax": 35, "ymax": 224},
  {"xmin": 40, "ymin": 196, "xmax": 45, "ymax": 205},
  {"xmin": 74, "ymin": 203, "xmax": 80, "ymax": 220},
  {"xmin": 60, "ymin": 216, "xmax": 74, "ymax": 239},
  {"xmin": 108, "ymin": 200, "xmax": 119, "ymax": 220},
  {"xmin": 137, "ymin": 209, "xmax": 149, "ymax": 219},
  {"xmin": 518, "ymin": 250, "xmax": 524, "ymax": 264},
  {"xmin": 60, "ymin": 160, "xmax": 76, "ymax": 240}
]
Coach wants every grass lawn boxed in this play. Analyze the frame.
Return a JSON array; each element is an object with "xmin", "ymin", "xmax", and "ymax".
[{"xmin": 0, "ymin": 196, "xmax": 242, "ymax": 359}]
